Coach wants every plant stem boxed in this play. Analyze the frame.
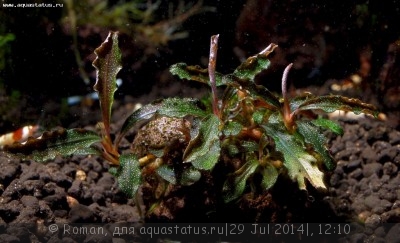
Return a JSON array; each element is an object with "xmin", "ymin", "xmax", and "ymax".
[
  {"xmin": 281, "ymin": 63, "xmax": 293, "ymax": 102},
  {"xmin": 208, "ymin": 34, "xmax": 220, "ymax": 117},
  {"xmin": 282, "ymin": 63, "xmax": 294, "ymax": 131}
]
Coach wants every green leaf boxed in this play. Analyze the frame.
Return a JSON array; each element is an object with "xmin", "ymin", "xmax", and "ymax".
[
  {"xmin": 148, "ymin": 148, "xmax": 164, "ymax": 158},
  {"xmin": 156, "ymin": 165, "xmax": 201, "ymax": 186},
  {"xmin": 191, "ymin": 141, "xmax": 220, "ymax": 170},
  {"xmin": 222, "ymin": 159, "xmax": 259, "ymax": 203},
  {"xmin": 117, "ymin": 98, "xmax": 207, "ymax": 143},
  {"xmin": 169, "ymin": 63, "xmax": 225, "ymax": 86},
  {"xmin": 92, "ymin": 31, "xmax": 122, "ymax": 134},
  {"xmin": 156, "ymin": 165, "xmax": 176, "ymax": 184},
  {"xmin": 312, "ymin": 118, "xmax": 343, "ymax": 135},
  {"xmin": 263, "ymin": 123, "xmax": 326, "ymax": 190},
  {"xmin": 116, "ymin": 153, "xmax": 141, "ymax": 198},
  {"xmin": 74, "ymin": 147, "xmax": 103, "ymax": 156},
  {"xmin": 118, "ymin": 101, "xmax": 162, "ymax": 138},
  {"xmin": 295, "ymin": 95, "xmax": 378, "ymax": 117},
  {"xmin": 3, "ymin": 128, "xmax": 101, "ymax": 162},
  {"xmin": 158, "ymin": 98, "xmax": 207, "ymax": 118},
  {"xmin": 297, "ymin": 121, "xmax": 335, "ymax": 170},
  {"xmin": 289, "ymin": 94, "xmax": 312, "ymax": 112},
  {"xmin": 260, "ymin": 163, "xmax": 279, "ymax": 190},
  {"xmin": 223, "ymin": 143, "xmax": 240, "ymax": 156},
  {"xmin": 180, "ymin": 168, "xmax": 201, "ymax": 186},
  {"xmin": 252, "ymin": 109, "xmax": 266, "ymax": 124},
  {"xmin": 241, "ymin": 141, "xmax": 259, "ymax": 153},
  {"xmin": 0, "ymin": 33, "xmax": 15, "ymax": 47},
  {"xmin": 108, "ymin": 166, "xmax": 118, "ymax": 176},
  {"xmin": 183, "ymin": 115, "xmax": 221, "ymax": 170},
  {"xmin": 222, "ymin": 121, "xmax": 243, "ymax": 136},
  {"xmin": 232, "ymin": 43, "xmax": 277, "ymax": 81}
]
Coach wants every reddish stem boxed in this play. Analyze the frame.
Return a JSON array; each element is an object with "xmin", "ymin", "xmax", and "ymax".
[
  {"xmin": 281, "ymin": 63, "xmax": 293, "ymax": 100},
  {"xmin": 209, "ymin": 34, "xmax": 220, "ymax": 117},
  {"xmin": 282, "ymin": 63, "xmax": 294, "ymax": 131}
]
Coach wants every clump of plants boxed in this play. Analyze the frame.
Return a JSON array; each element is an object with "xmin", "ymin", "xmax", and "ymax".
[{"xmin": 3, "ymin": 31, "xmax": 378, "ymax": 213}]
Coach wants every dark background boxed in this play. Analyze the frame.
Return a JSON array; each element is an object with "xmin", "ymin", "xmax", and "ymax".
[{"xmin": 1, "ymin": 0, "xmax": 399, "ymax": 120}]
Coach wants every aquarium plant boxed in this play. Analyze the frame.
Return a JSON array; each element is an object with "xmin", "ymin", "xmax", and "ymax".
[{"xmin": 3, "ymin": 31, "xmax": 378, "ymax": 209}]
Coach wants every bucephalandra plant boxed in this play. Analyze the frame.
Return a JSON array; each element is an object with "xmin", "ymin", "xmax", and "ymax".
[{"xmin": 3, "ymin": 31, "xmax": 378, "ymax": 212}]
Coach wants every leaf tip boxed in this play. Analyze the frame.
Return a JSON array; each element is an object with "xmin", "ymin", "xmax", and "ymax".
[{"xmin": 259, "ymin": 43, "xmax": 278, "ymax": 56}]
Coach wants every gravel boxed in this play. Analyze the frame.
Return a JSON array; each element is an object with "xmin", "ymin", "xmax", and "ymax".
[{"xmin": 0, "ymin": 103, "xmax": 399, "ymax": 242}]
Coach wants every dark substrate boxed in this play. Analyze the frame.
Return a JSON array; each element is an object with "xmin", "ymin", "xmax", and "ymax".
[{"xmin": 0, "ymin": 91, "xmax": 400, "ymax": 242}]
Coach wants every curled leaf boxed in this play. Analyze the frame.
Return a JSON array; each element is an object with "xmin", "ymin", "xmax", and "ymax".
[
  {"xmin": 233, "ymin": 43, "xmax": 278, "ymax": 81},
  {"xmin": 92, "ymin": 31, "xmax": 122, "ymax": 136}
]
